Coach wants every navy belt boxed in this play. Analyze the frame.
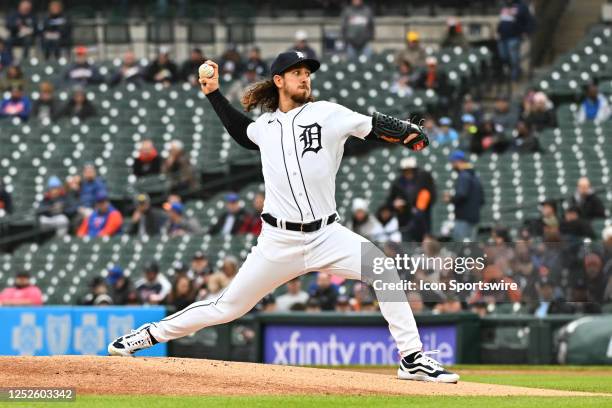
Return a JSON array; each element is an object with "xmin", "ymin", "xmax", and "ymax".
[{"xmin": 261, "ymin": 213, "xmax": 337, "ymax": 232}]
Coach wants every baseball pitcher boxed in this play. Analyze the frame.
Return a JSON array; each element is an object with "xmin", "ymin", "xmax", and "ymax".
[{"xmin": 109, "ymin": 51, "xmax": 459, "ymax": 383}]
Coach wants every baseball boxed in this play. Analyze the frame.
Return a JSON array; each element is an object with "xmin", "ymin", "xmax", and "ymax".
[{"xmin": 198, "ymin": 63, "xmax": 214, "ymax": 79}]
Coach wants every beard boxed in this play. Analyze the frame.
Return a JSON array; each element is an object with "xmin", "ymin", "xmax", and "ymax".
[{"xmin": 290, "ymin": 87, "xmax": 311, "ymax": 104}]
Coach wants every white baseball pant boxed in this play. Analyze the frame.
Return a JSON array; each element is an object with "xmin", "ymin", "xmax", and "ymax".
[{"xmin": 149, "ymin": 221, "xmax": 423, "ymax": 357}]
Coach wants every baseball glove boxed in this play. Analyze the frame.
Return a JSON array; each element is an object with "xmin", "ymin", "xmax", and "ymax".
[{"xmin": 371, "ymin": 112, "xmax": 429, "ymax": 152}]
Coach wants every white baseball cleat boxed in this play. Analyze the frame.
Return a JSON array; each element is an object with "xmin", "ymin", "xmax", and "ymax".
[
  {"xmin": 397, "ymin": 350, "xmax": 460, "ymax": 383},
  {"xmin": 108, "ymin": 323, "xmax": 156, "ymax": 357}
]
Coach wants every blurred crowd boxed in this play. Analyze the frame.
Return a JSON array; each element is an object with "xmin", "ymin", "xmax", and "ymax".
[{"xmin": 1, "ymin": 0, "xmax": 612, "ymax": 314}]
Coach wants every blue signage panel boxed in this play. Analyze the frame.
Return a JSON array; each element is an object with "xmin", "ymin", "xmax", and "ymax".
[
  {"xmin": 0, "ymin": 306, "xmax": 167, "ymax": 356},
  {"xmin": 264, "ymin": 325, "xmax": 456, "ymax": 365}
]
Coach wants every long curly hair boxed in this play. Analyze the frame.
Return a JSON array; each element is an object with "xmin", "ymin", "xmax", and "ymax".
[
  {"xmin": 241, "ymin": 79, "xmax": 279, "ymax": 112},
  {"xmin": 241, "ymin": 78, "xmax": 315, "ymax": 112}
]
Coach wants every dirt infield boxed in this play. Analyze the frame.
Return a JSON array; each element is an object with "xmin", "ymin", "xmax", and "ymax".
[{"xmin": 0, "ymin": 356, "xmax": 605, "ymax": 397}]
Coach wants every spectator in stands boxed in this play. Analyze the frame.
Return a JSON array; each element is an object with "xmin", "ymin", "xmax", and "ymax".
[
  {"xmin": 386, "ymin": 156, "xmax": 436, "ymax": 240},
  {"xmin": 129, "ymin": 193, "xmax": 167, "ymax": 237},
  {"xmin": 532, "ymin": 277, "xmax": 566, "ymax": 316},
  {"xmin": 0, "ymin": 38, "xmax": 13, "ymax": 71},
  {"xmin": 32, "ymin": 81, "xmax": 59, "ymax": 121},
  {"xmin": 309, "ymin": 272, "xmax": 338, "ymax": 311},
  {"xmin": 0, "ymin": 85, "xmax": 31, "ymax": 121},
  {"xmin": 532, "ymin": 199, "xmax": 559, "ymax": 237},
  {"xmin": 289, "ymin": 30, "xmax": 317, "ymax": 60},
  {"xmin": 396, "ymin": 31, "xmax": 426, "ymax": 68},
  {"xmin": 144, "ymin": 47, "xmax": 178, "ymax": 86},
  {"xmin": 64, "ymin": 174, "xmax": 81, "ymax": 213},
  {"xmin": 245, "ymin": 46, "xmax": 268, "ymax": 78},
  {"xmin": 461, "ymin": 94, "xmax": 483, "ymax": 126},
  {"xmin": 239, "ymin": 192, "xmax": 264, "ymax": 235},
  {"xmin": 407, "ymin": 291, "xmax": 425, "ymax": 314},
  {"xmin": 584, "ymin": 253, "xmax": 606, "ymax": 304},
  {"xmin": 512, "ymin": 120, "xmax": 540, "ymax": 153},
  {"xmin": 133, "ymin": 139, "xmax": 161, "ymax": 177},
  {"xmin": 334, "ymin": 295, "xmax": 352, "ymax": 312},
  {"xmin": 0, "ymin": 181, "xmax": 12, "ymax": 216},
  {"xmin": 415, "ymin": 57, "xmax": 450, "ymax": 109},
  {"xmin": 511, "ymin": 240, "xmax": 538, "ymax": 304},
  {"xmin": 0, "ymin": 271, "xmax": 42, "ymax": 306},
  {"xmin": 37, "ymin": 175, "xmax": 76, "ymax": 236},
  {"xmin": 421, "ymin": 115, "xmax": 440, "ymax": 140},
  {"xmin": 577, "ymin": 83, "xmax": 611, "ymax": 124},
  {"xmin": 390, "ymin": 59, "xmax": 415, "ymax": 96},
  {"xmin": 40, "ymin": 1, "xmax": 70, "ymax": 60},
  {"xmin": 0, "ymin": 65, "xmax": 27, "ymax": 92},
  {"xmin": 433, "ymin": 295, "xmax": 463, "ymax": 314},
  {"xmin": 162, "ymin": 202, "xmax": 202, "ymax": 237},
  {"xmin": 497, "ymin": 0, "xmax": 534, "ymax": 81},
  {"xmin": 209, "ymin": 193, "xmax": 249, "ymax": 235},
  {"xmin": 198, "ymin": 271, "xmax": 228, "ymax": 301},
  {"xmin": 180, "ymin": 48, "xmax": 205, "ymax": 86},
  {"xmin": 444, "ymin": 150, "xmax": 485, "ymax": 242},
  {"xmin": 256, "ymin": 293, "xmax": 277, "ymax": 313},
  {"xmin": 351, "ymin": 281, "xmax": 376, "ymax": 311},
  {"xmin": 77, "ymin": 191, "xmax": 123, "ymax": 238},
  {"xmin": 78, "ymin": 164, "xmax": 106, "ymax": 210},
  {"xmin": 218, "ymin": 45, "xmax": 243, "ymax": 81},
  {"xmin": 109, "ymin": 50, "xmax": 143, "ymax": 87},
  {"xmin": 167, "ymin": 274, "xmax": 195, "ymax": 311},
  {"xmin": 441, "ymin": 17, "xmax": 469, "ymax": 49},
  {"xmin": 523, "ymin": 91, "xmax": 556, "ymax": 131},
  {"xmin": 435, "ymin": 117, "xmax": 459, "ymax": 145},
  {"xmin": 340, "ymin": 0, "xmax": 375, "ymax": 60},
  {"xmin": 170, "ymin": 260, "xmax": 188, "ymax": 277},
  {"xmin": 375, "ymin": 205, "xmax": 402, "ymax": 243},
  {"xmin": 473, "ymin": 117, "xmax": 509, "ymax": 154},
  {"xmin": 189, "ymin": 251, "xmax": 212, "ymax": 292},
  {"xmin": 57, "ymin": 86, "xmax": 97, "ymax": 121},
  {"xmin": 203, "ymin": 256, "xmax": 238, "ymax": 300},
  {"xmin": 105, "ymin": 265, "xmax": 135, "ymax": 305},
  {"xmin": 305, "ymin": 297, "xmax": 321, "ymax": 312},
  {"xmin": 161, "ymin": 140, "xmax": 199, "ymax": 195},
  {"xmin": 135, "ymin": 261, "xmax": 172, "ymax": 305},
  {"xmin": 491, "ymin": 96, "xmax": 519, "ymax": 133},
  {"xmin": 560, "ymin": 206, "xmax": 595, "ymax": 240},
  {"xmin": 276, "ymin": 277, "xmax": 309, "ymax": 312},
  {"xmin": 226, "ymin": 61, "xmax": 261, "ymax": 103},
  {"xmin": 5, "ymin": 1, "xmax": 37, "ymax": 60},
  {"xmin": 569, "ymin": 177, "xmax": 606, "ymax": 220},
  {"xmin": 350, "ymin": 198, "xmax": 383, "ymax": 241},
  {"xmin": 65, "ymin": 46, "xmax": 104, "ymax": 86}
]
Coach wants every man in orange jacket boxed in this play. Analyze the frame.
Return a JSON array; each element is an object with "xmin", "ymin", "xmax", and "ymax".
[{"xmin": 77, "ymin": 191, "xmax": 123, "ymax": 238}]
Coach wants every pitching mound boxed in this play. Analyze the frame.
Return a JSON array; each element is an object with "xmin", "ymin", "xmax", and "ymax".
[{"xmin": 0, "ymin": 356, "xmax": 602, "ymax": 397}]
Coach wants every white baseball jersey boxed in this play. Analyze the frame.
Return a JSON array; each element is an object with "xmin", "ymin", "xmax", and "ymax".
[{"xmin": 246, "ymin": 101, "xmax": 373, "ymax": 222}]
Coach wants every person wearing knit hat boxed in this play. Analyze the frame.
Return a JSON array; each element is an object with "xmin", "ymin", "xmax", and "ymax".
[
  {"xmin": 396, "ymin": 30, "xmax": 426, "ymax": 68},
  {"xmin": 350, "ymin": 198, "xmax": 384, "ymax": 242}
]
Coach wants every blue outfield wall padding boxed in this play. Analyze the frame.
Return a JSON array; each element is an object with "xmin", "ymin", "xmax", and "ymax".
[{"xmin": 0, "ymin": 306, "xmax": 167, "ymax": 357}]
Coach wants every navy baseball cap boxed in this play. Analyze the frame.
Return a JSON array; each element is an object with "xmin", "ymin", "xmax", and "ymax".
[
  {"xmin": 270, "ymin": 51, "xmax": 320, "ymax": 77},
  {"xmin": 449, "ymin": 150, "xmax": 467, "ymax": 162}
]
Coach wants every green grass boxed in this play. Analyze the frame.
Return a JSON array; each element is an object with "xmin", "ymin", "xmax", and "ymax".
[
  {"xmin": 460, "ymin": 374, "xmax": 612, "ymax": 394},
  {"xmin": 1, "ymin": 395, "xmax": 611, "ymax": 408}
]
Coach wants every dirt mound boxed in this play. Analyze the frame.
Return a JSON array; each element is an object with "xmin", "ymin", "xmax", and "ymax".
[{"xmin": 0, "ymin": 356, "xmax": 604, "ymax": 397}]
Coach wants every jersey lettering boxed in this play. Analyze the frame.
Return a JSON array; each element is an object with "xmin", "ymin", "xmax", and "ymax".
[{"xmin": 298, "ymin": 123, "xmax": 323, "ymax": 157}]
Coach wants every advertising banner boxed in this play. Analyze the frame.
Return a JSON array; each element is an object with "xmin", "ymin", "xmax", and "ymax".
[
  {"xmin": 264, "ymin": 324, "xmax": 456, "ymax": 365},
  {"xmin": 0, "ymin": 306, "xmax": 167, "ymax": 356}
]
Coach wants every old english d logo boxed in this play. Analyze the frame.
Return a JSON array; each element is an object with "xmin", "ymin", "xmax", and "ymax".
[{"xmin": 298, "ymin": 123, "xmax": 322, "ymax": 157}]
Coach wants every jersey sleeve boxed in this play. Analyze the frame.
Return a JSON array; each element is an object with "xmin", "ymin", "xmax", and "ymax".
[
  {"xmin": 330, "ymin": 103, "xmax": 373, "ymax": 140},
  {"xmin": 246, "ymin": 122, "xmax": 258, "ymax": 145}
]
